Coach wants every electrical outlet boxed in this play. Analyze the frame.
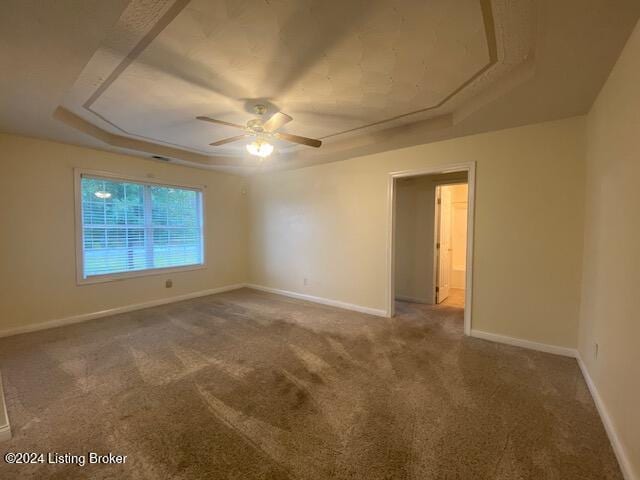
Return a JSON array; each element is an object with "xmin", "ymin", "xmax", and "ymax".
[
  {"xmin": 594, "ymin": 342, "xmax": 599, "ymax": 359},
  {"xmin": 303, "ymin": 277, "xmax": 308, "ymax": 286},
  {"xmin": 165, "ymin": 279, "xmax": 173, "ymax": 288}
]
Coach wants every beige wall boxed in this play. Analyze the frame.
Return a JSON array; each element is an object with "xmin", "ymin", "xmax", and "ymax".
[
  {"xmin": 0, "ymin": 120, "xmax": 583, "ymax": 352},
  {"xmin": 579, "ymin": 20, "xmax": 640, "ymax": 478},
  {"xmin": 0, "ymin": 134, "xmax": 248, "ymax": 334},
  {"xmin": 394, "ymin": 176, "xmax": 436, "ymax": 303},
  {"xmin": 249, "ymin": 116, "xmax": 586, "ymax": 348}
]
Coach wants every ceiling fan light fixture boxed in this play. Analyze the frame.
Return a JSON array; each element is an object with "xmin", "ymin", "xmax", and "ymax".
[
  {"xmin": 197, "ymin": 109, "xmax": 320, "ymax": 152},
  {"xmin": 246, "ymin": 139, "xmax": 274, "ymax": 158}
]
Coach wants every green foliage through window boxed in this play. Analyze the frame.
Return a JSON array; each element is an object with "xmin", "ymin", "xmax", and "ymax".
[{"xmin": 80, "ymin": 176, "xmax": 203, "ymax": 278}]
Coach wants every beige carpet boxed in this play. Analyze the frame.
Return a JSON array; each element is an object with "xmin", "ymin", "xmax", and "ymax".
[{"xmin": 0, "ymin": 288, "xmax": 621, "ymax": 479}]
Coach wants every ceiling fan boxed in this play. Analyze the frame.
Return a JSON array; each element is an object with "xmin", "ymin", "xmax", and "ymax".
[{"xmin": 197, "ymin": 104, "xmax": 322, "ymax": 158}]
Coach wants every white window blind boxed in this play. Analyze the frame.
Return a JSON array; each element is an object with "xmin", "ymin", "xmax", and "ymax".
[{"xmin": 80, "ymin": 175, "xmax": 203, "ymax": 279}]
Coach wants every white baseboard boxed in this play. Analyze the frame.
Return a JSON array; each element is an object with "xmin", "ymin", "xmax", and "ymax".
[
  {"xmin": 0, "ymin": 372, "xmax": 10, "ymax": 442},
  {"xmin": 576, "ymin": 355, "xmax": 636, "ymax": 480},
  {"xmin": 0, "ymin": 284, "xmax": 246, "ymax": 339},
  {"xmin": 0, "ymin": 282, "xmax": 385, "ymax": 339},
  {"xmin": 245, "ymin": 284, "xmax": 387, "ymax": 317},
  {"xmin": 470, "ymin": 329, "xmax": 578, "ymax": 358}
]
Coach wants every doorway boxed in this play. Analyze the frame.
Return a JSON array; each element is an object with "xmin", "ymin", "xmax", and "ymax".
[
  {"xmin": 435, "ymin": 183, "xmax": 468, "ymax": 307},
  {"xmin": 387, "ymin": 163, "xmax": 475, "ymax": 335}
]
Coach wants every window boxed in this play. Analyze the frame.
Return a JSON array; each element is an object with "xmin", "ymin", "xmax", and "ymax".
[{"xmin": 76, "ymin": 171, "xmax": 204, "ymax": 282}]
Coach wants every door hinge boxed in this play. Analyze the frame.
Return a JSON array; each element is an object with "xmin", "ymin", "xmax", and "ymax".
[
  {"xmin": 436, "ymin": 242, "xmax": 440, "ymax": 249},
  {"xmin": 435, "ymin": 287, "xmax": 440, "ymax": 292},
  {"xmin": 437, "ymin": 198, "xmax": 441, "ymax": 205}
]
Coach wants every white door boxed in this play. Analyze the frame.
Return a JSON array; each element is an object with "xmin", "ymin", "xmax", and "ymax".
[{"xmin": 436, "ymin": 186, "xmax": 452, "ymax": 303}]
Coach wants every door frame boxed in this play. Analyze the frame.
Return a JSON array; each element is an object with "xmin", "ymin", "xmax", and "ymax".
[{"xmin": 386, "ymin": 161, "xmax": 476, "ymax": 336}]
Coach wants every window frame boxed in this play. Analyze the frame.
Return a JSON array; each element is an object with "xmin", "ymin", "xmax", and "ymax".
[{"xmin": 74, "ymin": 168, "xmax": 207, "ymax": 285}]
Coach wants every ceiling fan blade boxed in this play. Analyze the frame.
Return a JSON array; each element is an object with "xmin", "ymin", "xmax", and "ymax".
[
  {"xmin": 275, "ymin": 132, "xmax": 322, "ymax": 148},
  {"xmin": 196, "ymin": 116, "xmax": 245, "ymax": 130},
  {"xmin": 263, "ymin": 111, "xmax": 293, "ymax": 132},
  {"xmin": 209, "ymin": 135, "xmax": 247, "ymax": 146}
]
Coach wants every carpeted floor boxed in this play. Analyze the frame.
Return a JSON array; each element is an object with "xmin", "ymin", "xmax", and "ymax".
[
  {"xmin": 0, "ymin": 288, "xmax": 621, "ymax": 479},
  {"xmin": 442, "ymin": 288, "xmax": 465, "ymax": 308}
]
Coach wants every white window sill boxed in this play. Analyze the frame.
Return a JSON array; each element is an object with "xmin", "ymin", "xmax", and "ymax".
[{"xmin": 77, "ymin": 263, "xmax": 207, "ymax": 285}]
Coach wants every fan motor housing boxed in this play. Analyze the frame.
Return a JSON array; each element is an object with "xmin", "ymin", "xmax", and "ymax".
[{"xmin": 247, "ymin": 119, "xmax": 264, "ymax": 132}]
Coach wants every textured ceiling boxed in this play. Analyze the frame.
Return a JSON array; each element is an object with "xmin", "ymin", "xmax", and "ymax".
[
  {"xmin": 63, "ymin": 0, "xmax": 534, "ymax": 159},
  {"xmin": 2, "ymin": 0, "xmax": 640, "ymax": 174},
  {"xmin": 90, "ymin": 0, "xmax": 493, "ymax": 155}
]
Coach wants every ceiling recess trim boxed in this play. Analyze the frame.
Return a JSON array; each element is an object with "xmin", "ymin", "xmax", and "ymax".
[
  {"xmin": 321, "ymin": 0, "xmax": 498, "ymax": 140},
  {"xmin": 53, "ymin": 106, "xmax": 255, "ymax": 169},
  {"xmin": 76, "ymin": 0, "xmax": 498, "ymax": 153},
  {"xmin": 80, "ymin": 0, "xmax": 207, "ymax": 154}
]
